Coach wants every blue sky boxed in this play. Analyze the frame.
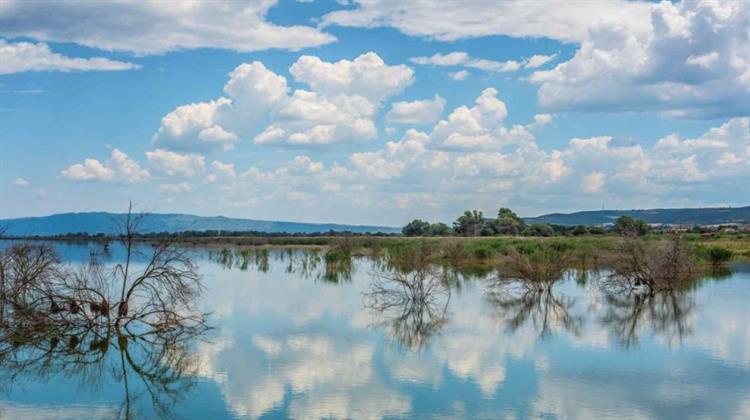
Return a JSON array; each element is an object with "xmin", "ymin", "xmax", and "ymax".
[{"xmin": 1, "ymin": 0, "xmax": 748, "ymax": 225}]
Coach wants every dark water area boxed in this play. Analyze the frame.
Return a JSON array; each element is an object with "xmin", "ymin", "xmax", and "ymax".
[{"xmin": 0, "ymin": 242, "xmax": 748, "ymax": 419}]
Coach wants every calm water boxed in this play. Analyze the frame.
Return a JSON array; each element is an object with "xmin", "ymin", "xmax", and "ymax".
[{"xmin": 0, "ymin": 243, "xmax": 748, "ymax": 419}]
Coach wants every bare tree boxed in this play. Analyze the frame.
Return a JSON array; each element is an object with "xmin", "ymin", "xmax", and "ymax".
[
  {"xmin": 0, "ymin": 203, "xmax": 207, "ymax": 334},
  {"xmin": 604, "ymin": 235, "xmax": 699, "ymax": 292}
]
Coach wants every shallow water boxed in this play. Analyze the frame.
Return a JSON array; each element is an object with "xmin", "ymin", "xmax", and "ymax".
[{"xmin": 1, "ymin": 242, "xmax": 748, "ymax": 419}]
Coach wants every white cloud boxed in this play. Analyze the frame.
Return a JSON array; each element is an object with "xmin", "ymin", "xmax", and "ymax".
[
  {"xmin": 289, "ymin": 53, "xmax": 414, "ymax": 103},
  {"xmin": 154, "ymin": 52, "xmax": 413, "ymax": 149},
  {"xmin": 386, "ymin": 95, "xmax": 445, "ymax": 125},
  {"xmin": 581, "ymin": 172, "xmax": 606, "ymax": 193},
  {"xmin": 411, "ymin": 52, "xmax": 522, "ymax": 73},
  {"xmin": 411, "ymin": 51, "xmax": 556, "ymax": 77},
  {"xmin": 158, "ymin": 182, "xmax": 191, "ymax": 193},
  {"xmin": 530, "ymin": 0, "xmax": 749, "ymax": 118},
  {"xmin": 322, "ymin": 0, "xmax": 652, "ymax": 43},
  {"xmin": 524, "ymin": 54, "xmax": 557, "ymax": 69},
  {"xmin": 0, "ymin": 0, "xmax": 335, "ymax": 55},
  {"xmin": 449, "ymin": 70, "xmax": 469, "ymax": 81},
  {"xmin": 10, "ymin": 177, "xmax": 29, "ymax": 187},
  {"xmin": 146, "ymin": 149, "xmax": 205, "ymax": 177},
  {"xmin": 61, "ymin": 148, "xmax": 149, "ymax": 183},
  {"xmin": 152, "ymin": 98, "xmax": 237, "ymax": 152},
  {"xmin": 0, "ymin": 39, "xmax": 139, "ymax": 74},
  {"xmin": 206, "ymin": 160, "xmax": 237, "ymax": 184},
  {"xmin": 411, "ymin": 52, "xmax": 468, "ymax": 66}
]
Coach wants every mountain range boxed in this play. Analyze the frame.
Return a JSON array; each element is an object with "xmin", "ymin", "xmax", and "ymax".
[
  {"xmin": 523, "ymin": 206, "xmax": 750, "ymax": 226},
  {"xmin": 1, "ymin": 206, "xmax": 748, "ymax": 236},
  {"xmin": 0, "ymin": 212, "xmax": 400, "ymax": 236}
]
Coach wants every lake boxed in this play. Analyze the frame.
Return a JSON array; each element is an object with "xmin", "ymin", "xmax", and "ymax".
[{"xmin": 0, "ymin": 242, "xmax": 748, "ymax": 419}]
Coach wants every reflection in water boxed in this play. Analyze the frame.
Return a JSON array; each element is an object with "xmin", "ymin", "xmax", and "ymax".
[
  {"xmin": 486, "ymin": 247, "xmax": 583, "ymax": 339},
  {"xmin": 600, "ymin": 290, "xmax": 695, "ymax": 348},
  {"xmin": 0, "ymin": 233, "xmax": 209, "ymax": 419},
  {"xmin": 364, "ymin": 265, "xmax": 451, "ymax": 351},
  {"xmin": 0, "ymin": 322, "xmax": 204, "ymax": 419},
  {"xmin": 485, "ymin": 276, "xmax": 583, "ymax": 340},
  {"xmin": 2, "ymin": 243, "xmax": 749, "ymax": 419},
  {"xmin": 210, "ymin": 247, "xmax": 354, "ymax": 283}
]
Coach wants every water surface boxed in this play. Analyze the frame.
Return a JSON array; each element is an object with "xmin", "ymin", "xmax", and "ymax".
[{"xmin": 0, "ymin": 243, "xmax": 748, "ymax": 419}]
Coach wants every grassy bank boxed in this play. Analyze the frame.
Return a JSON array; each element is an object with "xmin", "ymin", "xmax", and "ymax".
[
  {"xmin": 196, "ymin": 232, "xmax": 750, "ymax": 266},
  {"xmin": 9, "ymin": 232, "xmax": 750, "ymax": 264}
]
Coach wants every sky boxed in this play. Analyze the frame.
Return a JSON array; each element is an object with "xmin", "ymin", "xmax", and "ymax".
[{"xmin": 0, "ymin": 0, "xmax": 748, "ymax": 225}]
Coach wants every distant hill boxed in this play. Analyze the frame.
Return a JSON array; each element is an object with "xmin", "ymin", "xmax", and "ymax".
[
  {"xmin": 0, "ymin": 212, "xmax": 400, "ymax": 236},
  {"xmin": 524, "ymin": 206, "xmax": 750, "ymax": 226}
]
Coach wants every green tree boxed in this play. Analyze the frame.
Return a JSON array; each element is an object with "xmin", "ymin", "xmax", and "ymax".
[
  {"xmin": 427, "ymin": 222, "xmax": 453, "ymax": 236},
  {"xmin": 612, "ymin": 216, "xmax": 650, "ymax": 236},
  {"xmin": 402, "ymin": 219, "xmax": 431, "ymax": 236},
  {"xmin": 454, "ymin": 210, "xmax": 484, "ymax": 236},
  {"xmin": 589, "ymin": 226, "xmax": 606, "ymax": 235},
  {"xmin": 523, "ymin": 223, "xmax": 555, "ymax": 237},
  {"xmin": 495, "ymin": 207, "xmax": 525, "ymax": 235},
  {"xmin": 571, "ymin": 225, "xmax": 589, "ymax": 236}
]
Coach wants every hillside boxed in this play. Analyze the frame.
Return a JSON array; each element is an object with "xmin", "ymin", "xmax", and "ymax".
[
  {"xmin": 524, "ymin": 206, "xmax": 750, "ymax": 226},
  {"xmin": 0, "ymin": 212, "xmax": 400, "ymax": 236}
]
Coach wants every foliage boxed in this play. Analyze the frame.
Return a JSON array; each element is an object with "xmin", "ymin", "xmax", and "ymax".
[
  {"xmin": 613, "ymin": 216, "xmax": 650, "ymax": 236},
  {"xmin": 523, "ymin": 223, "xmax": 555, "ymax": 237},
  {"xmin": 494, "ymin": 207, "xmax": 526, "ymax": 235},
  {"xmin": 453, "ymin": 210, "xmax": 484, "ymax": 237},
  {"xmin": 402, "ymin": 220, "xmax": 454, "ymax": 237},
  {"xmin": 705, "ymin": 246, "xmax": 733, "ymax": 265},
  {"xmin": 402, "ymin": 219, "xmax": 431, "ymax": 236},
  {"xmin": 427, "ymin": 222, "xmax": 453, "ymax": 236}
]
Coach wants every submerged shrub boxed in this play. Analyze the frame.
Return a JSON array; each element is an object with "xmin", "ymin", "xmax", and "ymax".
[
  {"xmin": 498, "ymin": 243, "xmax": 570, "ymax": 287},
  {"xmin": 607, "ymin": 235, "xmax": 698, "ymax": 292},
  {"xmin": 705, "ymin": 246, "xmax": 733, "ymax": 265}
]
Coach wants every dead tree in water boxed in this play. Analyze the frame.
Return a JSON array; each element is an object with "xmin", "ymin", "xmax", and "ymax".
[
  {"xmin": 364, "ymin": 242, "xmax": 451, "ymax": 350},
  {"xmin": 605, "ymin": 234, "xmax": 698, "ymax": 292},
  {"xmin": 0, "ymin": 203, "xmax": 206, "ymax": 334}
]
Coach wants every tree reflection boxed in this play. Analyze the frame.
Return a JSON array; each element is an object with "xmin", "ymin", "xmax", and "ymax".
[
  {"xmin": 486, "ymin": 246, "xmax": 583, "ymax": 339},
  {"xmin": 0, "ymin": 321, "xmax": 206, "ymax": 419},
  {"xmin": 364, "ymin": 243, "xmax": 451, "ymax": 350},
  {"xmin": 600, "ymin": 289, "xmax": 695, "ymax": 348},
  {"xmin": 485, "ymin": 278, "xmax": 583, "ymax": 340}
]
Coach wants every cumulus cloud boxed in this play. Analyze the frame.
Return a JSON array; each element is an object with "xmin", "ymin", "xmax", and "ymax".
[
  {"xmin": 154, "ymin": 52, "xmax": 414, "ymax": 149},
  {"xmin": 386, "ymin": 95, "xmax": 445, "ymax": 125},
  {"xmin": 322, "ymin": 0, "xmax": 652, "ymax": 43},
  {"xmin": 146, "ymin": 149, "xmax": 205, "ymax": 177},
  {"xmin": 0, "ymin": 39, "xmax": 139, "ymax": 74},
  {"xmin": 289, "ymin": 53, "xmax": 414, "ymax": 103},
  {"xmin": 0, "ymin": 0, "xmax": 335, "ymax": 55},
  {"xmin": 268, "ymin": 98, "xmax": 747, "ymax": 218},
  {"xmin": 206, "ymin": 160, "xmax": 237, "ymax": 183},
  {"xmin": 530, "ymin": 0, "xmax": 749, "ymax": 118},
  {"xmin": 61, "ymin": 149, "xmax": 149, "ymax": 183},
  {"xmin": 581, "ymin": 172, "xmax": 606, "ymax": 193}
]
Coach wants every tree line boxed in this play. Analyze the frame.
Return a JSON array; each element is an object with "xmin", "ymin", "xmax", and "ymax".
[{"xmin": 402, "ymin": 208, "xmax": 650, "ymax": 237}]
